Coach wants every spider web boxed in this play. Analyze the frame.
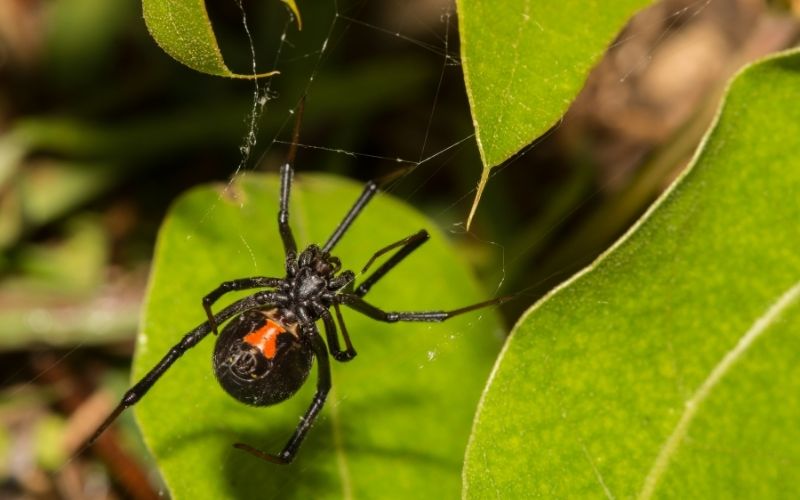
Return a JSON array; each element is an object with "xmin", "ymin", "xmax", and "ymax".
[
  {"xmin": 214, "ymin": 0, "xmax": 509, "ymax": 293},
  {"xmin": 213, "ymin": 0, "xmax": 720, "ymax": 305}
]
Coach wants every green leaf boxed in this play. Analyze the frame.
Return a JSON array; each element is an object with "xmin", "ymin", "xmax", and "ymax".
[
  {"xmin": 456, "ymin": 0, "xmax": 650, "ymax": 226},
  {"xmin": 281, "ymin": 0, "xmax": 302, "ymax": 29},
  {"xmin": 141, "ymin": 0, "xmax": 283, "ymax": 79},
  {"xmin": 464, "ymin": 49, "xmax": 800, "ymax": 497},
  {"xmin": 134, "ymin": 173, "xmax": 503, "ymax": 498}
]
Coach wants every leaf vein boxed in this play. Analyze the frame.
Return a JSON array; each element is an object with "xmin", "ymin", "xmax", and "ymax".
[
  {"xmin": 638, "ymin": 280, "xmax": 800, "ymax": 499},
  {"xmin": 486, "ymin": 0, "xmax": 531, "ymax": 162},
  {"xmin": 581, "ymin": 444, "xmax": 615, "ymax": 500}
]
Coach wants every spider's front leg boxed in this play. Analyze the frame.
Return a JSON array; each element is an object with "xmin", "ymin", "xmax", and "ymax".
[
  {"xmin": 278, "ymin": 162, "xmax": 297, "ymax": 257},
  {"xmin": 234, "ymin": 322, "xmax": 331, "ymax": 464},
  {"xmin": 338, "ymin": 293, "xmax": 511, "ymax": 323},
  {"xmin": 277, "ymin": 98, "xmax": 305, "ymax": 258},
  {"xmin": 202, "ymin": 277, "xmax": 281, "ymax": 335}
]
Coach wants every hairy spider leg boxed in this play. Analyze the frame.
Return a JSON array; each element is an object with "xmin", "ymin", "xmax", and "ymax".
[
  {"xmin": 338, "ymin": 293, "xmax": 511, "ymax": 323},
  {"xmin": 278, "ymin": 98, "xmax": 305, "ymax": 257},
  {"xmin": 322, "ymin": 180, "xmax": 378, "ymax": 254},
  {"xmin": 278, "ymin": 163, "xmax": 297, "ymax": 256},
  {"xmin": 320, "ymin": 230, "xmax": 433, "ymax": 362},
  {"xmin": 334, "ymin": 228, "xmax": 506, "ymax": 353},
  {"xmin": 279, "ymin": 98, "xmax": 393, "ymax": 258},
  {"xmin": 360, "ymin": 229, "xmax": 429, "ymax": 274},
  {"xmin": 320, "ymin": 164, "xmax": 427, "ymax": 257},
  {"xmin": 355, "ymin": 229, "xmax": 430, "ymax": 297},
  {"xmin": 234, "ymin": 321, "xmax": 331, "ymax": 464},
  {"xmin": 202, "ymin": 277, "xmax": 282, "ymax": 336},
  {"xmin": 343, "ymin": 227, "xmax": 511, "ymax": 318},
  {"xmin": 79, "ymin": 291, "xmax": 287, "ymax": 454}
]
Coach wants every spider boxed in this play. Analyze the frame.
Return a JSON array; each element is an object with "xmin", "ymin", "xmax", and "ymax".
[{"xmin": 84, "ymin": 108, "xmax": 508, "ymax": 465}]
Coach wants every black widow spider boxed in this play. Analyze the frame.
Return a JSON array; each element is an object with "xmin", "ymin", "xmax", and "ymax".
[{"xmin": 83, "ymin": 104, "xmax": 508, "ymax": 464}]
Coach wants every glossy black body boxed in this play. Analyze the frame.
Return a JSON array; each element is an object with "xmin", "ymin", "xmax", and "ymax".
[{"xmin": 213, "ymin": 310, "xmax": 312, "ymax": 407}]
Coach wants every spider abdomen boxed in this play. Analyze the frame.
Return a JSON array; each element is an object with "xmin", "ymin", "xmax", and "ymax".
[{"xmin": 213, "ymin": 310, "xmax": 313, "ymax": 407}]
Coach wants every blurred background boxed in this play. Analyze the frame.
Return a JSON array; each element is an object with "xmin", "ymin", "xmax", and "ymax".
[{"xmin": 1, "ymin": 0, "xmax": 798, "ymax": 497}]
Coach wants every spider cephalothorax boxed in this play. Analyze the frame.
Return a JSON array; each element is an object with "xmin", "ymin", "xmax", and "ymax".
[
  {"xmin": 282, "ymin": 244, "xmax": 354, "ymax": 317},
  {"xmin": 83, "ymin": 105, "xmax": 508, "ymax": 465}
]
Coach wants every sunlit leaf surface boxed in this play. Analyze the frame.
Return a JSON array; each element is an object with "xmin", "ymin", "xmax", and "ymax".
[
  {"xmin": 135, "ymin": 173, "xmax": 503, "ymax": 498},
  {"xmin": 142, "ymin": 0, "xmax": 283, "ymax": 78},
  {"xmin": 464, "ymin": 50, "xmax": 800, "ymax": 497},
  {"xmin": 456, "ymin": 0, "xmax": 650, "ymax": 225}
]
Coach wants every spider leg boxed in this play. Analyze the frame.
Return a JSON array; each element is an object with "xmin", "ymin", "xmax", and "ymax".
[
  {"xmin": 203, "ymin": 277, "xmax": 282, "ymax": 335},
  {"xmin": 322, "ymin": 180, "xmax": 378, "ymax": 253},
  {"xmin": 234, "ymin": 322, "xmax": 331, "ymax": 464},
  {"xmin": 333, "ymin": 303, "xmax": 356, "ymax": 359},
  {"xmin": 321, "ymin": 165, "xmax": 421, "ymax": 254},
  {"xmin": 317, "ymin": 304, "xmax": 356, "ymax": 361},
  {"xmin": 277, "ymin": 99, "xmax": 305, "ymax": 257},
  {"xmin": 354, "ymin": 229, "xmax": 429, "ymax": 297},
  {"xmin": 79, "ymin": 291, "xmax": 285, "ymax": 454},
  {"xmin": 278, "ymin": 163, "xmax": 297, "ymax": 257},
  {"xmin": 337, "ymin": 293, "xmax": 511, "ymax": 323}
]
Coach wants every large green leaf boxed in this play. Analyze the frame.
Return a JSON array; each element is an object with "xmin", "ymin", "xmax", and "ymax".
[
  {"xmin": 141, "ymin": 0, "xmax": 298, "ymax": 78},
  {"xmin": 456, "ymin": 0, "xmax": 650, "ymax": 226},
  {"xmin": 464, "ymin": 50, "xmax": 800, "ymax": 497},
  {"xmin": 134, "ymin": 173, "xmax": 503, "ymax": 498}
]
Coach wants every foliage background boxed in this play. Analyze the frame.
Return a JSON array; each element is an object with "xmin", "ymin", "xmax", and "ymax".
[{"xmin": 0, "ymin": 0, "xmax": 798, "ymax": 497}]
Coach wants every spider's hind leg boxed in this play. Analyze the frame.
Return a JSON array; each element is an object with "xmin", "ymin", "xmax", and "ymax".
[
  {"xmin": 278, "ymin": 163, "xmax": 297, "ymax": 256},
  {"xmin": 322, "ymin": 180, "xmax": 378, "ymax": 253},
  {"xmin": 338, "ymin": 294, "xmax": 511, "ymax": 323},
  {"xmin": 234, "ymin": 322, "xmax": 331, "ymax": 464},
  {"xmin": 320, "ymin": 163, "xmax": 419, "ymax": 255},
  {"xmin": 79, "ymin": 293, "xmax": 282, "ymax": 456},
  {"xmin": 277, "ymin": 98, "xmax": 306, "ymax": 257}
]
